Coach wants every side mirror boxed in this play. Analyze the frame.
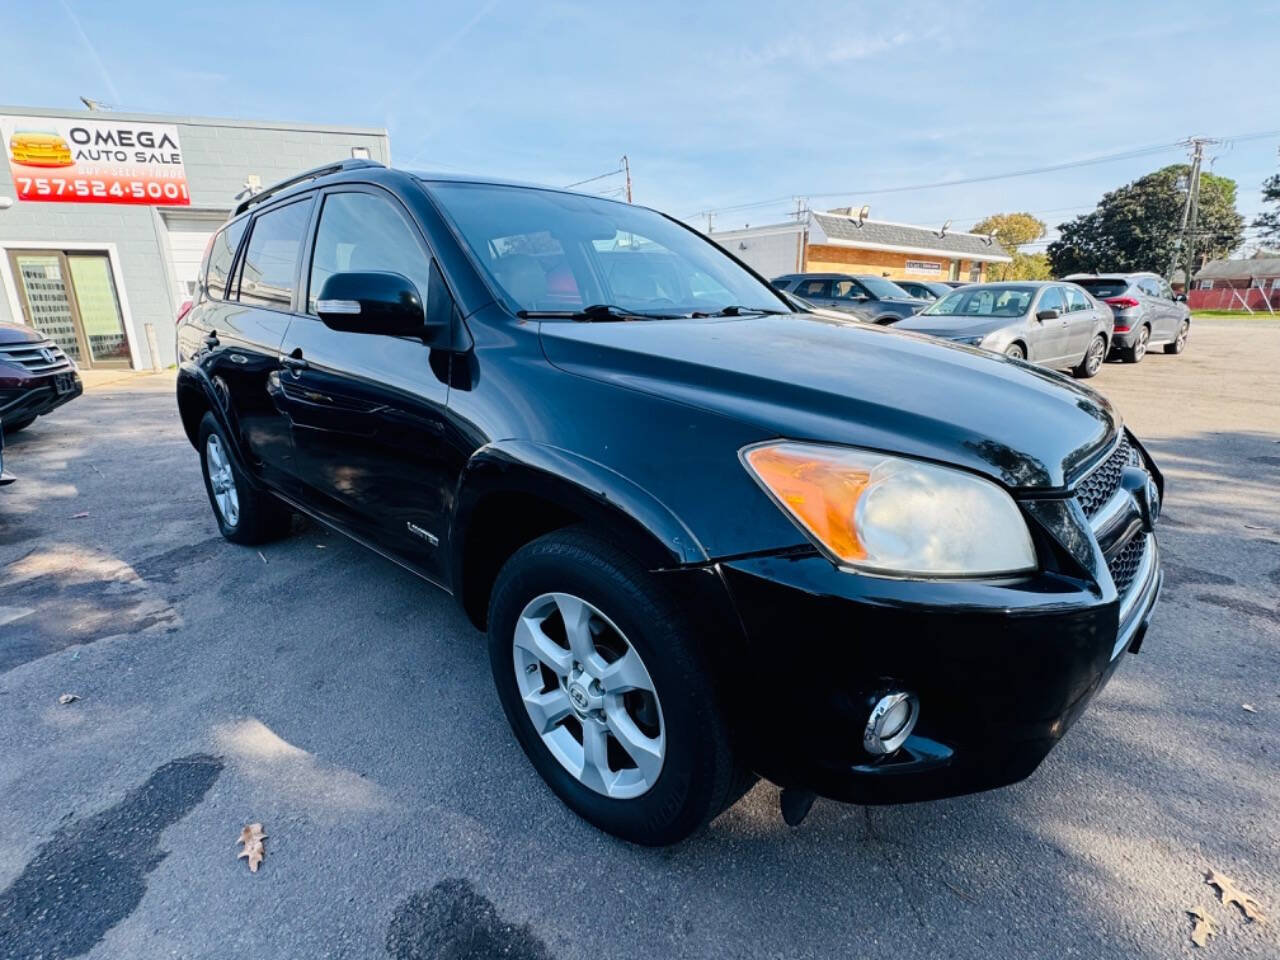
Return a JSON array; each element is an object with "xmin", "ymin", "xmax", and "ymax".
[
  {"xmin": 316, "ymin": 271, "xmax": 432, "ymax": 338},
  {"xmin": 1174, "ymin": 293, "xmax": 1188, "ymax": 303},
  {"xmin": 1036, "ymin": 308, "xmax": 1061, "ymax": 321}
]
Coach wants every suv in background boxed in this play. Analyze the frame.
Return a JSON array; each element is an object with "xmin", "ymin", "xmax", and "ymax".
[
  {"xmin": 771, "ymin": 273, "xmax": 926, "ymax": 324},
  {"xmin": 892, "ymin": 278, "xmax": 954, "ymax": 301},
  {"xmin": 0, "ymin": 321, "xmax": 82, "ymax": 433},
  {"xmin": 1065, "ymin": 272, "xmax": 1190, "ymax": 362}
]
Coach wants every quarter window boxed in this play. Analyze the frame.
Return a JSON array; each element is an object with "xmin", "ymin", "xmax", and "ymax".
[
  {"xmin": 237, "ymin": 198, "xmax": 313, "ymax": 309},
  {"xmin": 205, "ymin": 219, "xmax": 247, "ymax": 301},
  {"xmin": 308, "ymin": 192, "xmax": 433, "ymax": 315}
]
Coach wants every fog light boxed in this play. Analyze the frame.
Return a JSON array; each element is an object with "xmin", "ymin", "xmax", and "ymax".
[{"xmin": 863, "ymin": 692, "xmax": 919, "ymax": 755}]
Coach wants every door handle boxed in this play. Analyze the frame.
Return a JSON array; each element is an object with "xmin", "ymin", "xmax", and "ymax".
[{"xmin": 281, "ymin": 352, "xmax": 309, "ymax": 373}]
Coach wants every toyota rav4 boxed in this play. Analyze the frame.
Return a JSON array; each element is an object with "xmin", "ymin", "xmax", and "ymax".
[{"xmin": 177, "ymin": 160, "xmax": 1164, "ymax": 845}]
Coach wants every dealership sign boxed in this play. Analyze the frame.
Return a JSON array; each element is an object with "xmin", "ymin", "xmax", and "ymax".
[
  {"xmin": 1, "ymin": 115, "xmax": 190, "ymax": 206},
  {"xmin": 905, "ymin": 259, "xmax": 943, "ymax": 275}
]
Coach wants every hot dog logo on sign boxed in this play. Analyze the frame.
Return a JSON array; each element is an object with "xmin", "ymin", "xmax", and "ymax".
[{"xmin": 1, "ymin": 114, "xmax": 190, "ymax": 206}]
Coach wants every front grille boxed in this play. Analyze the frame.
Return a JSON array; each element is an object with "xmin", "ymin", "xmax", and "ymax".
[
  {"xmin": 1075, "ymin": 435, "xmax": 1140, "ymax": 517},
  {"xmin": 1108, "ymin": 534, "xmax": 1147, "ymax": 596},
  {"xmin": 0, "ymin": 339, "xmax": 73, "ymax": 374}
]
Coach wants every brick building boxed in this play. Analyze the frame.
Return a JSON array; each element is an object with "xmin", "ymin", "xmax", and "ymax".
[
  {"xmin": 0, "ymin": 105, "xmax": 388, "ymax": 369},
  {"xmin": 709, "ymin": 209, "xmax": 1011, "ymax": 284}
]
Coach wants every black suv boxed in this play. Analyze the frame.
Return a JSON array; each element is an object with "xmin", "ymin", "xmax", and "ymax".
[
  {"xmin": 177, "ymin": 161, "xmax": 1164, "ymax": 845},
  {"xmin": 771, "ymin": 273, "xmax": 927, "ymax": 323}
]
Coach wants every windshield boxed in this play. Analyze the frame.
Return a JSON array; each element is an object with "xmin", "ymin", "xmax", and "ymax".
[
  {"xmin": 922, "ymin": 285, "xmax": 1036, "ymax": 318},
  {"xmin": 427, "ymin": 182, "xmax": 789, "ymax": 317},
  {"xmin": 1072, "ymin": 278, "xmax": 1132, "ymax": 298},
  {"xmin": 859, "ymin": 277, "xmax": 913, "ymax": 299}
]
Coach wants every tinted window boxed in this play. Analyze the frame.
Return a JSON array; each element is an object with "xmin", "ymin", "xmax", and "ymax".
[
  {"xmin": 237, "ymin": 198, "xmax": 313, "ymax": 309},
  {"xmin": 428, "ymin": 183, "xmax": 785, "ymax": 316},
  {"xmin": 1136, "ymin": 278, "xmax": 1161, "ymax": 297},
  {"xmin": 795, "ymin": 279, "xmax": 830, "ymax": 298},
  {"xmin": 1158, "ymin": 278, "xmax": 1174, "ymax": 299},
  {"xmin": 771, "ymin": 278, "xmax": 794, "ymax": 290},
  {"xmin": 831, "ymin": 279, "xmax": 866, "ymax": 300},
  {"xmin": 859, "ymin": 277, "xmax": 912, "ymax": 299},
  {"xmin": 1038, "ymin": 287, "xmax": 1066, "ymax": 313},
  {"xmin": 206, "ymin": 219, "xmax": 247, "ymax": 301},
  {"xmin": 1065, "ymin": 287, "xmax": 1090, "ymax": 312},
  {"xmin": 1073, "ymin": 278, "xmax": 1131, "ymax": 299},
  {"xmin": 308, "ymin": 192, "xmax": 433, "ymax": 315}
]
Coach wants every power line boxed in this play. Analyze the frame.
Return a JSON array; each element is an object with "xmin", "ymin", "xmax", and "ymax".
[{"xmin": 563, "ymin": 167, "xmax": 623, "ymax": 189}]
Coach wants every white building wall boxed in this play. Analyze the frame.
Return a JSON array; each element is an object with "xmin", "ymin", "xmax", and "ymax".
[{"xmin": 710, "ymin": 224, "xmax": 804, "ymax": 279}]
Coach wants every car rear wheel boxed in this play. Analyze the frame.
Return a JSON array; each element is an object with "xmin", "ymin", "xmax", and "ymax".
[
  {"xmin": 1164, "ymin": 320, "xmax": 1190, "ymax": 355},
  {"xmin": 1073, "ymin": 334, "xmax": 1107, "ymax": 379},
  {"xmin": 487, "ymin": 527, "xmax": 746, "ymax": 845},
  {"xmin": 197, "ymin": 412, "xmax": 292, "ymax": 545},
  {"xmin": 1004, "ymin": 343, "xmax": 1026, "ymax": 360},
  {"xmin": 1120, "ymin": 325, "xmax": 1149, "ymax": 363}
]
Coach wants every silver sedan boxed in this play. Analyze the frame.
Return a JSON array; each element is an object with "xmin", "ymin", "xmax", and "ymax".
[{"xmin": 893, "ymin": 281, "xmax": 1114, "ymax": 379}]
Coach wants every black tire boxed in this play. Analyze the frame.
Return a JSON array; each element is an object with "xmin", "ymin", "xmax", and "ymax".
[
  {"xmin": 1119, "ymin": 324, "xmax": 1150, "ymax": 363},
  {"xmin": 1164, "ymin": 319, "xmax": 1190, "ymax": 355},
  {"xmin": 487, "ymin": 527, "xmax": 746, "ymax": 845},
  {"xmin": 1072, "ymin": 334, "xmax": 1107, "ymax": 379},
  {"xmin": 197, "ymin": 412, "xmax": 292, "ymax": 545},
  {"xmin": 874, "ymin": 315, "xmax": 899, "ymax": 325},
  {"xmin": 3, "ymin": 415, "xmax": 36, "ymax": 434},
  {"xmin": 1004, "ymin": 343, "xmax": 1026, "ymax": 361}
]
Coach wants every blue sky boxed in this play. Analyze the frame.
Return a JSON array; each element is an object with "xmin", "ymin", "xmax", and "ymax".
[{"xmin": 4, "ymin": 0, "xmax": 1279, "ymax": 246}]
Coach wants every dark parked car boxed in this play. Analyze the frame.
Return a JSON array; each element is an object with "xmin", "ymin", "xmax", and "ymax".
[
  {"xmin": 1065, "ymin": 272, "xmax": 1190, "ymax": 362},
  {"xmin": 892, "ymin": 278, "xmax": 954, "ymax": 301},
  {"xmin": 0, "ymin": 419, "xmax": 14, "ymax": 486},
  {"xmin": 895, "ymin": 281, "xmax": 1114, "ymax": 378},
  {"xmin": 771, "ymin": 273, "xmax": 926, "ymax": 323},
  {"xmin": 0, "ymin": 322, "xmax": 82, "ymax": 432},
  {"xmin": 177, "ymin": 161, "xmax": 1164, "ymax": 845}
]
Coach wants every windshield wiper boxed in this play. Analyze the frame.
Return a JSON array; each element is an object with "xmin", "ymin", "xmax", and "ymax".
[
  {"xmin": 517, "ymin": 304, "xmax": 668, "ymax": 322},
  {"xmin": 689, "ymin": 305, "xmax": 790, "ymax": 318}
]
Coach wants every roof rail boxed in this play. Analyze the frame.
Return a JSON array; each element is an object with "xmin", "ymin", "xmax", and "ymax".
[{"xmin": 232, "ymin": 157, "xmax": 383, "ymax": 217}]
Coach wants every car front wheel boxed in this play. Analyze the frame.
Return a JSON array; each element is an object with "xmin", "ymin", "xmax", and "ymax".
[
  {"xmin": 1073, "ymin": 334, "xmax": 1107, "ymax": 379},
  {"xmin": 197, "ymin": 412, "xmax": 292, "ymax": 545},
  {"xmin": 1004, "ymin": 343, "xmax": 1026, "ymax": 360},
  {"xmin": 1164, "ymin": 319, "xmax": 1190, "ymax": 355},
  {"xmin": 487, "ymin": 527, "xmax": 747, "ymax": 845}
]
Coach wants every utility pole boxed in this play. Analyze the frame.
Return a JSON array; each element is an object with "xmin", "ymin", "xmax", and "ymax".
[
  {"xmin": 1174, "ymin": 137, "xmax": 1220, "ymax": 288},
  {"xmin": 620, "ymin": 155, "xmax": 632, "ymax": 204},
  {"xmin": 706, "ymin": 210, "xmax": 715, "ymax": 234}
]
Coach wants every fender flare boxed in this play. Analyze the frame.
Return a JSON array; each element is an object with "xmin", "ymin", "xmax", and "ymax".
[{"xmin": 175, "ymin": 364, "xmax": 263, "ymax": 488}]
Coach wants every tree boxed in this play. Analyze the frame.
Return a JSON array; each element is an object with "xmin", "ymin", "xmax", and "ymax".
[
  {"xmin": 1006, "ymin": 251, "xmax": 1051, "ymax": 280},
  {"xmin": 972, "ymin": 213, "xmax": 1045, "ymax": 280},
  {"xmin": 1047, "ymin": 164, "xmax": 1244, "ymax": 276},
  {"xmin": 1253, "ymin": 173, "xmax": 1280, "ymax": 241}
]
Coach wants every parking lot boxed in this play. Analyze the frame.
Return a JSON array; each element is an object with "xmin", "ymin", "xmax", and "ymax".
[{"xmin": 1, "ymin": 317, "xmax": 1276, "ymax": 959}]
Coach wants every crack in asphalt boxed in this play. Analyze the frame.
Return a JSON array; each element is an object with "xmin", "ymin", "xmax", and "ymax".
[{"xmin": 0, "ymin": 754, "xmax": 223, "ymax": 960}]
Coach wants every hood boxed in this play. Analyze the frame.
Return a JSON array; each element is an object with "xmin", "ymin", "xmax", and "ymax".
[
  {"xmin": 883, "ymin": 296, "xmax": 929, "ymax": 308},
  {"xmin": 0, "ymin": 322, "xmax": 45, "ymax": 346},
  {"xmin": 893, "ymin": 313, "xmax": 1019, "ymax": 339},
  {"xmin": 539, "ymin": 312, "xmax": 1117, "ymax": 489}
]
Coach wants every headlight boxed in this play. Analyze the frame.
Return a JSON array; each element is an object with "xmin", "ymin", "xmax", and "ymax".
[
  {"xmin": 742, "ymin": 442, "xmax": 1037, "ymax": 577},
  {"xmin": 953, "ymin": 335, "xmax": 986, "ymax": 346}
]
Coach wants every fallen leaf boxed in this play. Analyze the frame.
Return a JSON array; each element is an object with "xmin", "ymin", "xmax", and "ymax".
[
  {"xmin": 236, "ymin": 823, "xmax": 267, "ymax": 873},
  {"xmin": 71, "ymin": 512, "xmax": 90, "ymax": 519},
  {"xmin": 1242, "ymin": 703, "xmax": 1256, "ymax": 713},
  {"xmin": 1187, "ymin": 908, "xmax": 1218, "ymax": 947},
  {"xmin": 1207, "ymin": 870, "xmax": 1266, "ymax": 923},
  {"xmin": 57, "ymin": 693, "xmax": 80, "ymax": 705},
  {"xmin": 257, "ymin": 551, "xmax": 267, "ymax": 564}
]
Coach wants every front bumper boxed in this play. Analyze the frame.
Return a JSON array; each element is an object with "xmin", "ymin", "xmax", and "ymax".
[
  {"xmin": 706, "ymin": 495, "xmax": 1161, "ymax": 805},
  {"xmin": 0, "ymin": 367, "xmax": 83, "ymax": 423}
]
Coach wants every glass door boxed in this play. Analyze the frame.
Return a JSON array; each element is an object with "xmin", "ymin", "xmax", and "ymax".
[{"xmin": 8, "ymin": 250, "xmax": 130, "ymax": 368}]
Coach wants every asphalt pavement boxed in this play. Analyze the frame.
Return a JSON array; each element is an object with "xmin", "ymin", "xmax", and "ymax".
[{"xmin": 1, "ymin": 318, "xmax": 1277, "ymax": 959}]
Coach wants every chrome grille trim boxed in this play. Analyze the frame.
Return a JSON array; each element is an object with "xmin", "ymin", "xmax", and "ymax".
[
  {"xmin": 1113, "ymin": 534, "xmax": 1157, "ymax": 659},
  {"xmin": 0, "ymin": 340, "xmax": 73, "ymax": 374},
  {"xmin": 1075, "ymin": 434, "xmax": 1140, "ymax": 518}
]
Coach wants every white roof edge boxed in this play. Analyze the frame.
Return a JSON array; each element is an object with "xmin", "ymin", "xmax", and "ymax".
[
  {"xmin": 0, "ymin": 104, "xmax": 388, "ymax": 138},
  {"xmin": 815, "ymin": 236, "xmax": 1012, "ymax": 263},
  {"xmin": 706, "ymin": 221, "xmax": 804, "ymax": 239}
]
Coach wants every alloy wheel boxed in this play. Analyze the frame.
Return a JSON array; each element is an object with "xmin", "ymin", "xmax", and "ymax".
[
  {"xmin": 1085, "ymin": 336, "xmax": 1105, "ymax": 375},
  {"xmin": 512, "ymin": 592, "xmax": 665, "ymax": 799},
  {"xmin": 1005, "ymin": 344, "xmax": 1025, "ymax": 360},
  {"xmin": 205, "ymin": 434, "xmax": 240, "ymax": 528},
  {"xmin": 1175, "ymin": 322, "xmax": 1188, "ymax": 351},
  {"xmin": 1135, "ymin": 327, "xmax": 1149, "ymax": 360}
]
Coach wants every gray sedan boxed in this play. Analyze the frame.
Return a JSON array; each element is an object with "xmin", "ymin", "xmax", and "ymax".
[{"xmin": 893, "ymin": 281, "xmax": 1114, "ymax": 379}]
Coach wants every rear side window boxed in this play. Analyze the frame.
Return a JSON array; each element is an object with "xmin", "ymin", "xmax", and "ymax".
[
  {"xmin": 1073, "ymin": 278, "xmax": 1131, "ymax": 299},
  {"xmin": 795, "ymin": 279, "xmax": 830, "ymax": 298},
  {"xmin": 307, "ymin": 192, "xmax": 433, "ymax": 315},
  {"xmin": 205, "ymin": 219, "xmax": 247, "ymax": 301},
  {"xmin": 1065, "ymin": 287, "xmax": 1089, "ymax": 312},
  {"xmin": 237, "ymin": 198, "xmax": 313, "ymax": 309}
]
